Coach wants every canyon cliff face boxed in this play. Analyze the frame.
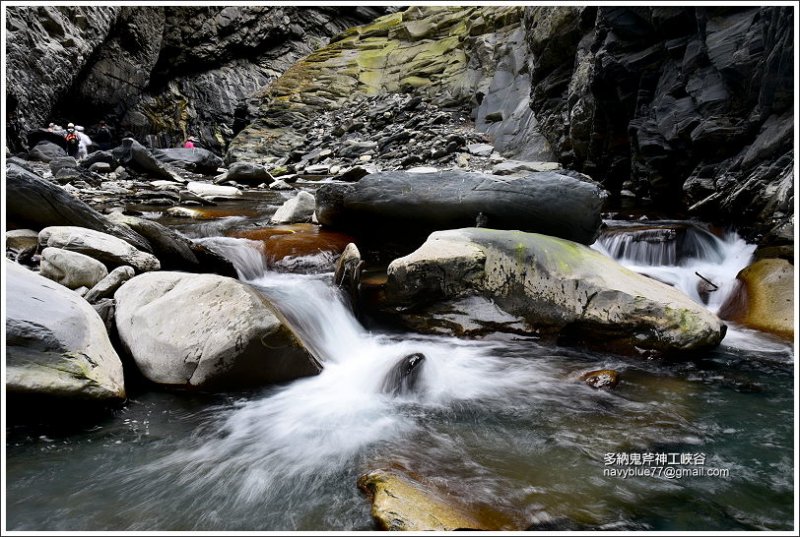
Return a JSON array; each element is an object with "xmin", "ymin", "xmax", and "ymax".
[
  {"xmin": 523, "ymin": 6, "xmax": 794, "ymax": 241},
  {"xmin": 5, "ymin": 6, "xmax": 387, "ymax": 153},
  {"xmin": 226, "ymin": 6, "xmax": 549, "ymax": 164}
]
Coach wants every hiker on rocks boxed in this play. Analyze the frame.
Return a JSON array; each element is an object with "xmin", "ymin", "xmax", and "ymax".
[
  {"xmin": 94, "ymin": 120, "xmax": 113, "ymax": 150},
  {"xmin": 64, "ymin": 123, "xmax": 80, "ymax": 157},
  {"xmin": 74, "ymin": 125, "xmax": 92, "ymax": 160},
  {"xmin": 183, "ymin": 136, "xmax": 196, "ymax": 149}
]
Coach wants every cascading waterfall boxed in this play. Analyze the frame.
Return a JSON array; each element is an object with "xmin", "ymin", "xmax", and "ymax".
[
  {"xmin": 592, "ymin": 222, "xmax": 755, "ymax": 312},
  {"xmin": 593, "ymin": 221, "xmax": 789, "ymax": 354}
]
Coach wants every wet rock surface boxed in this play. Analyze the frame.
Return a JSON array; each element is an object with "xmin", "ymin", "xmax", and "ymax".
[
  {"xmin": 114, "ymin": 271, "xmax": 322, "ymax": 389},
  {"xmin": 6, "ymin": 260, "xmax": 126, "ymax": 401},
  {"xmin": 316, "ymin": 170, "xmax": 607, "ymax": 245},
  {"xmin": 386, "ymin": 228, "xmax": 726, "ymax": 354}
]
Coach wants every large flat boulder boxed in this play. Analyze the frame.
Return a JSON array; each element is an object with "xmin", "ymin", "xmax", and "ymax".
[
  {"xmin": 386, "ymin": 228, "xmax": 726, "ymax": 354},
  {"xmin": 316, "ymin": 170, "xmax": 607, "ymax": 244},
  {"xmin": 114, "ymin": 272, "xmax": 322, "ymax": 389},
  {"xmin": 6, "ymin": 163, "xmax": 152, "ymax": 252},
  {"xmin": 39, "ymin": 226, "xmax": 160, "ymax": 273},
  {"xmin": 151, "ymin": 147, "xmax": 223, "ymax": 175},
  {"xmin": 6, "ymin": 261, "xmax": 126, "ymax": 400}
]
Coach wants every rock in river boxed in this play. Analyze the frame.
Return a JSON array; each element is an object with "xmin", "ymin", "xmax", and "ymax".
[
  {"xmin": 6, "ymin": 260, "xmax": 126, "ymax": 401},
  {"xmin": 270, "ymin": 191, "xmax": 316, "ymax": 225},
  {"xmin": 114, "ymin": 272, "xmax": 322, "ymax": 389},
  {"xmin": 386, "ymin": 228, "xmax": 726, "ymax": 354},
  {"xmin": 358, "ymin": 467, "xmax": 510, "ymax": 530},
  {"xmin": 719, "ymin": 258, "xmax": 794, "ymax": 340},
  {"xmin": 39, "ymin": 226, "xmax": 160, "ymax": 273},
  {"xmin": 316, "ymin": 170, "xmax": 607, "ymax": 244}
]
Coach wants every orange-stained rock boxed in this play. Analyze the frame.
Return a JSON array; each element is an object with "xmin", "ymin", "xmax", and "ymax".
[
  {"xmin": 719, "ymin": 258, "xmax": 794, "ymax": 340},
  {"xmin": 358, "ymin": 467, "xmax": 518, "ymax": 531},
  {"xmin": 229, "ymin": 223, "xmax": 355, "ymax": 262}
]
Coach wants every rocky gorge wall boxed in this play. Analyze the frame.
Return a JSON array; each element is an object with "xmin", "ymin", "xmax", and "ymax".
[{"xmin": 523, "ymin": 6, "xmax": 794, "ymax": 243}]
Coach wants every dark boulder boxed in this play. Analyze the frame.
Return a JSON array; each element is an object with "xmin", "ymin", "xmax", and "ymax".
[
  {"xmin": 107, "ymin": 212, "xmax": 237, "ymax": 277},
  {"xmin": 27, "ymin": 141, "xmax": 67, "ymax": 163},
  {"xmin": 112, "ymin": 138, "xmax": 181, "ymax": 181},
  {"xmin": 6, "ymin": 163, "xmax": 151, "ymax": 252},
  {"xmin": 381, "ymin": 353, "xmax": 425, "ymax": 396},
  {"xmin": 316, "ymin": 170, "xmax": 607, "ymax": 245},
  {"xmin": 151, "ymin": 147, "xmax": 224, "ymax": 175},
  {"xmin": 216, "ymin": 161, "xmax": 274, "ymax": 185},
  {"xmin": 81, "ymin": 150, "xmax": 118, "ymax": 169}
]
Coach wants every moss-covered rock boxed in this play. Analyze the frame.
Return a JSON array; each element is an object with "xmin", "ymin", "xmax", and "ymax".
[
  {"xmin": 358, "ymin": 468, "xmax": 514, "ymax": 530},
  {"xmin": 227, "ymin": 6, "xmax": 526, "ymax": 163},
  {"xmin": 386, "ymin": 228, "xmax": 726, "ymax": 354}
]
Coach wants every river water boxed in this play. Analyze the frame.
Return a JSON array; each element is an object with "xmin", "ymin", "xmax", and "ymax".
[{"xmin": 5, "ymin": 203, "xmax": 794, "ymax": 531}]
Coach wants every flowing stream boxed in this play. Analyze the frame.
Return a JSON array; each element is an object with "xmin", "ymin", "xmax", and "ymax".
[{"xmin": 5, "ymin": 216, "xmax": 793, "ymax": 531}]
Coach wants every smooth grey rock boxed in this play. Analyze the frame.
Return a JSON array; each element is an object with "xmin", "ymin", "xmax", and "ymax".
[
  {"xmin": 39, "ymin": 226, "xmax": 160, "ymax": 272},
  {"xmin": 89, "ymin": 162, "xmax": 113, "ymax": 174},
  {"xmin": 85, "ymin": 265, "xmax": 135, "ymax": 303},
  {"xmin": 6, "ymin": 260, "xmax": 125, "ymax": 400},
  {"xmin": 491, "ymin": 160, "xmax": 561, "ymax": 175},
  {"xmin": 114, "ymin": 272, "xmax": 322, "ymax": 389},
  {"xmin": 49, "ymin": 156, "xmax": 79, "ymax": 175},
  {"xmin": 270, "ymin": 191, "xmax": 316, "ymax": 224},
  {"xmin": 106, "ymin": 212, "xmax": 237, "ymax": 277},
  {"xmin": 467, "ymin": 143, "xmax": 494, "ymax": 157},
  {"xmin": 186, "ymin": 181, "xmax": 242, "ymax": 200},
  {"xmin": 386, "ymin": 228, "xmax": 725, "ymax": 353},
  {"xmin": 6, "ymin": 229, "xmax": 39, "ymax": 261},
  {"xmin": 316, "ymin": 170, "xmax": 607, "ymax": 244},
  {"xmin": 39, "ymin": 247, "xmax": 109, "ymax": 290}
]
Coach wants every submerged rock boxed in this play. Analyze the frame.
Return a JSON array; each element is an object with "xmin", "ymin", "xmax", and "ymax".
[
  {"xmin": 316, "ymin": 170, "xmax": 607, "ymax": 245},
  {"xmin": 6, "ymin": 260, "xmax": 126, "ymax": 401},
  {"xmin": 719, "ymin": 258, "xmax": 794, "ymax": 340},
  {"xmin": 39, "ymin": 226, "xmax": 160, "ymax": 273},
  {"xmin": 358, "ymin": 467, "xmax": 510, "ymax": 530},
  {"xmin": 39, "ymin": 247, "xmax": 108, "ymax": 290},
  {"xmin": 579, "ymin": 369, "xmax": 620, "ymax": 390},
  {"xmin": 114, "ymin": 272, "xmax": 322, "ymax": 389},
  {"xmin": 386, "ymin": 228, "xmax": 725, "ymax": 354}
]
